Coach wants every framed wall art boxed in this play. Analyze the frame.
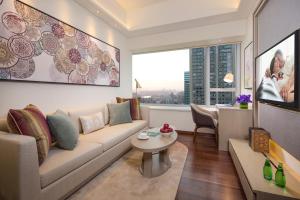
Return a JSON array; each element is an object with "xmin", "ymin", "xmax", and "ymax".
[
  {"xmin": 244, "ymin": 42, "xmax": 253, "ymax": 89},
  {"xmin": 0, "ymin": 0, "xmax": 120, "ymax": 87}
]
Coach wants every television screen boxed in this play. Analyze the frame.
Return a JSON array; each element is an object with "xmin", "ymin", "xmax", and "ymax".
[{"xmin": 256, "ymin": 32, "xmax": 298, "ymax": 109}]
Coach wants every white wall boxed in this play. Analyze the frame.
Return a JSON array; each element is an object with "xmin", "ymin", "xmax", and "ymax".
[
  {"xmin": 0, "ymin": 0, "xmax": 131, "ymax": 116},
  {"xmin": 240, "ymin": 14, "xmax": 254, "ymax": 95},
  {"xmin": 129, "ymin": 20, "xmax": 246, "ymax": 53},
  {"xmin": 149, "ymin": 107, "xmax": 195, "ymax": 132},
  {"xmin": 256, "ymin": 0, "xmax": 300, "ymax": 160},
  {"xmin": 147, "ymin": 106, "xmax": 215, "ymax": 133}
]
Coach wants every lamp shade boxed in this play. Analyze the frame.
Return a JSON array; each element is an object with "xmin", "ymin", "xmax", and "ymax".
[
  {"xmin": 223, "ymin": 72, "xmax": 234, "ymax": 83},
  {"xmin": 134, "ymin": 79, "xmax": 142, "ymax": 88}
]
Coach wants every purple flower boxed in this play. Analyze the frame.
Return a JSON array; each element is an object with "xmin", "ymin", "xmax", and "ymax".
[{"xmin": 236, "ymin": 94, "xmax": 252, "ymax": 104}]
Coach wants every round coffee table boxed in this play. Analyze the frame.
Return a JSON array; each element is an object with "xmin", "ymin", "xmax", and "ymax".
[{"xmin": 131, "ymin": 129, "xmax": 177, "ymax": 178}]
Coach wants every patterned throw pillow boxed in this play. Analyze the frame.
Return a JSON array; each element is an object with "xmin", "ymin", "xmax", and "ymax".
[
  {"xmin": 116, "ymin": 97, "xmax": 142, "ymax": 120},
  {"xmin": 79, "ymin": 112, "xmax": 105, "ymax": 134},
  {"xmin": 7, "ymin": 104, "xmax": 52, "ymax": 165}
]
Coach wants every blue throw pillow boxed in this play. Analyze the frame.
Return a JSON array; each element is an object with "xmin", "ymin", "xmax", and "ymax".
[
  {"xmin": 108, "ymin": 101, "xmax": 132, "ymax": 126},
  {"xmin": 47, "ymin": 110, "xmax": 78, "ymax": 150}
]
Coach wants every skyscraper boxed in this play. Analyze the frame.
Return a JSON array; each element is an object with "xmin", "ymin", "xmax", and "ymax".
[
  {"xmin": 183, "ymin": 71, "xmax": 190, "ymax": 104},
  {"xmin": 209, "ymin": 45, "xmax": 236, "ymax": 105},
  {"xmin": 190, "ymin": 48, "xmax": 205, "ymax": 105}
]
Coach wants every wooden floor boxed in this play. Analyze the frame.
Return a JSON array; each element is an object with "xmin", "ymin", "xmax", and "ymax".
[{"xmin": 175, "ymin": 132, "xmax": 246, "ymax": 200}]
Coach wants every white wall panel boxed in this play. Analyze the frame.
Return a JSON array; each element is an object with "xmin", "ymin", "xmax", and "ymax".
[{"xmin": 257, "ymin": 0, "xmax": 300, "ymax": 160}]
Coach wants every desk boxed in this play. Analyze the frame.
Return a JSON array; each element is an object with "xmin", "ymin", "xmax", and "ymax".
[
  {"xmin": 217, "ymin": 105, "xmax": 253, "ymax": 151},
  {"xmin": 195, "ymin": 105, "xmax": 253, "ymax": 150}
]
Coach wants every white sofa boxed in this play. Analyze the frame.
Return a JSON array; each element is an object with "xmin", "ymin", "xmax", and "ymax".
[{"xmin": 0, "ymin": 104, "xmax": 148, "ymax": 200}]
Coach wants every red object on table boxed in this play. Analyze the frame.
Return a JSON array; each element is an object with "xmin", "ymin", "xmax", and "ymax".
[{"xmin": 160, "ymin": 123, "xmax": 173, "ymax": 133}]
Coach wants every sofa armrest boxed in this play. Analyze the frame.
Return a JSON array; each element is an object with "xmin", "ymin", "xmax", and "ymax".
[{"xmin": 0, "ymin": 131, "xmax": 40, "ymax": 200}]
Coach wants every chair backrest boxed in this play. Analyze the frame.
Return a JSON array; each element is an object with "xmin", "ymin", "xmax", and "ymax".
[{"xmin": 190, "ymin": 104, "xmax": 215, "ymax": 128}]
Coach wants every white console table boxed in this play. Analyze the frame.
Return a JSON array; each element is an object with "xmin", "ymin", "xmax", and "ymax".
[
  {"xmin": 229, "ymin": 139, "xmax": 300, "ymax": 200},
  {"xmin": 217, "ymin": 106, "xmax": 253, "ymax": 151}
]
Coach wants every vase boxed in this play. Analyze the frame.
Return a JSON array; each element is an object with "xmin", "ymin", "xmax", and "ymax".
[{"xmin": 240, "ymin": 103, "xmax": 248, "ymax": 109}]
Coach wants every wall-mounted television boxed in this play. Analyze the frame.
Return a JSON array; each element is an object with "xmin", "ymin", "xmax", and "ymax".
[{"xmin": 256, "ymin": 29, "xmax": 300, "ymax": 110}]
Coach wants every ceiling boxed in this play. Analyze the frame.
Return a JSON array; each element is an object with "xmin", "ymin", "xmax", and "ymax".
[
  {"xmin": 115, "ymin": 0, "xmax": 166, "ymax": 11},
  {"xmin": 74, "ymin": 0, "xmax": 257, "ymax": 37}
]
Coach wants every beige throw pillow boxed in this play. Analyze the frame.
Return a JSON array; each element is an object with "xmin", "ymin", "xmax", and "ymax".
[{"xmin": 80, "ymin": 112, "xmax": 105, "ymax": 134}]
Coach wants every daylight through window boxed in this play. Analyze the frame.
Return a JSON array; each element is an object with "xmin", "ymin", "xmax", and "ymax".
[{"xmin": 132, "ymin": 44, "xmax": 239, "ymax": 105}]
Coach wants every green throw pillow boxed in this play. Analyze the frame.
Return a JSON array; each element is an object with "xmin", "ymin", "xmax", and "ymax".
[
  {"xmin": 47, "ymin": 110, "xmax": 78, "ymax": 150},
  {"xmin": 108, "ymin": 101, "xmax": 132, "ymax": 126}
]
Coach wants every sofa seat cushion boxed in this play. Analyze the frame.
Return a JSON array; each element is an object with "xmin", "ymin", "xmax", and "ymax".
[
  {"xmin": 39, "ymin": 141, "xmax": 103, "ymax": 188},
  {"xmin": 79, "ymin": 120, "xmax": 147, "ymax": 151}
]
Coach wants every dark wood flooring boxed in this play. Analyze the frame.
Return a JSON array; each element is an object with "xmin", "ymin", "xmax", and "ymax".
[{"xmin": 175, "ymin": 132, "xmax": 246, "ymax": 200}]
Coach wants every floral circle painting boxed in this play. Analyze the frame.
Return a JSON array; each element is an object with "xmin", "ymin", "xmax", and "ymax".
[{"xmin": 0, "ymin": 0, "xmax": 120, "ymax": 86}]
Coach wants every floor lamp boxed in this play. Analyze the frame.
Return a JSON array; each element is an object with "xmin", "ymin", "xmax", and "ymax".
[
  {"xmin": 134, "ymin": 79, "xmax": 142, "ymax": 98},
  {"xmin": 223, "ymin": 72, "xmax": 234, "ymax": 104}
]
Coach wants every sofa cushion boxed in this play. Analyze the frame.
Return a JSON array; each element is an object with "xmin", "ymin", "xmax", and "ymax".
[
  {"xmin": 7, "ymin": 104, "xmax": 52, "ymax": 165},
  {"xmin": 39, "ymin": 141, "xmax": 103, "ymax": 188},
  {"xmin": 47, "ymin": 110, "xmax": 79, "ymax": 150},
  {"xmin": 116, "ymin": 97, "xmax": 142, "ymax": 120},
  {"xmin": 80, "ymin": 112, "xmax": 105, "ymax": 134},
  {"xmin": 108, "ymin": 101, "xmax": 132, "ymax": 126},
  {"xmin": 68, "ymin": 104, "xmax": 109, "ymax": 133},
  {"xmin": 79, "ymin": 120, "xmax": 147, "ymax": 151}
]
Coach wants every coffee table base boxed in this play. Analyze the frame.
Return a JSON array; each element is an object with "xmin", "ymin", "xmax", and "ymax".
[{"xmin": 139, "ymin": 149, "xmax": 171, "ymax": 178}]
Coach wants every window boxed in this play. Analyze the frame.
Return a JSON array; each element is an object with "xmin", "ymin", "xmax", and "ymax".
[
  {"xmin": 132, "ymin": 49, "xmax": 189, "ymax": 105},
  {"xmin": 208, "ymin": 44, "xmax": 237, "ymax": 105},
  {"xmin": 132, "ymin": 44, "xmax": 239, "ymax": 105}
]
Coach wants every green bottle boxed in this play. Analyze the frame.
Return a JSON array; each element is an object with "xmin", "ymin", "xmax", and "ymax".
[
  {"xmin": 275, "ymin": 163, "xmax": 286, "ymax": 188},
  {"xmin": 263, "ymin": 158, "xmax": 273, "ymax": 180}
]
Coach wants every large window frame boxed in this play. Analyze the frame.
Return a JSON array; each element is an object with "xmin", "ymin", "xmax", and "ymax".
[{"xmin": 132, "ymin": 43, "xmax": 241, "ymax": 106}]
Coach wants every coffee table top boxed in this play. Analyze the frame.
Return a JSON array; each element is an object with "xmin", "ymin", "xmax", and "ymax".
[{"xmin": 131, "ymin": 128, "xmax": 177, "ymax": 153}]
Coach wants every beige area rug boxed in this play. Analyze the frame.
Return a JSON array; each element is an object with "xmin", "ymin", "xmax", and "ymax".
[{"xmin": 68, "ymin": 142, "xmax": 188, "ymax": 200}]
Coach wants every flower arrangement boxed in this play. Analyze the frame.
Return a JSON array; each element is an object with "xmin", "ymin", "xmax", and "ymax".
[{"xmin": 236, "ymin": 94, "xmax": 252, "ymax": 109}]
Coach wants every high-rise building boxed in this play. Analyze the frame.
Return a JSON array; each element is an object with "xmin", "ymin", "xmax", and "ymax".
[
  {"xmin": 183, "ymin": 71, "xmax": 190, "ymax": 104},
  {"xmin": 209, "ymin": 45, "xmax": 236, "ymax": 105},
  {"xmin": 189, "ymin": 45, "xmax": 236, "ymax": 105},
  {"xmin": 190, "ymin": 48, "xmax": 205, "ymax": 105}
]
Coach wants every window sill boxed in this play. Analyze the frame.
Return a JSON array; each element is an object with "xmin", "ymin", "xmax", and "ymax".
[
  {"xmin": 148, "ymin": 106, "xmax": 190, "ymax": 112},
  {"xmin": 141, "ymin": 104, "xmax": 217, "ymax": 112}
]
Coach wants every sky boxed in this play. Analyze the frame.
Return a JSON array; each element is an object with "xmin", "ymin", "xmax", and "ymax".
[{"xmin": 132, "ymin": 49, "xmax": 189, "ymax": 91}]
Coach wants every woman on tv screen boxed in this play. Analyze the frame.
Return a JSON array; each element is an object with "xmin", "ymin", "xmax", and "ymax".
[{"xmin": 256, "ymin": 34, "xmax": 295, "ymax": 103}]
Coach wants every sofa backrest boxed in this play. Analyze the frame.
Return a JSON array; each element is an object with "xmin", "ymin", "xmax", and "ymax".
[
  {"xmin": 0, "ymin": 104, "xmax": 109, "ymax": 134},
  {"xmin": 0, "ymin": 118, "xmax": 8, "ymax": 132},
  {"xmin": 67, "ymin": 104, "xmax": 109, "ymax": 134}
]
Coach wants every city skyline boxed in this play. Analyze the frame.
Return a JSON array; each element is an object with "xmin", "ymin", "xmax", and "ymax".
[{"xmin": 133, "ymin": 45, "xmax": 236, "ymax": 105}]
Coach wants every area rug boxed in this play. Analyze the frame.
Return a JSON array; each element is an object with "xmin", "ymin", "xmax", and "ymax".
[{"xmin": 68, "ymin": 142, "xmax": 188, "ymax": 200}]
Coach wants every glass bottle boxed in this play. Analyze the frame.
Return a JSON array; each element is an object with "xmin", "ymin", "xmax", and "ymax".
[
  {"xmin": 275, "ymin": 163, "xmax": 286, "ymax": 188},
  {"xmin": 263, "ymin": 158, "xmax": 273, "ymax": 180}
]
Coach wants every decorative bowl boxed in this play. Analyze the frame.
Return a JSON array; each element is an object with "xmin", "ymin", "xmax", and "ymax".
[{"xmin": 160, "ymin": 131, "xmax": 173, "ymax": 137}]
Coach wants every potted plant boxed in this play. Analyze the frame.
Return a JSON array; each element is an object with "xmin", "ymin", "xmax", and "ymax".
[{"xmin": 236, "ymin": 94, "xmax": 252, "ymax": 109}]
